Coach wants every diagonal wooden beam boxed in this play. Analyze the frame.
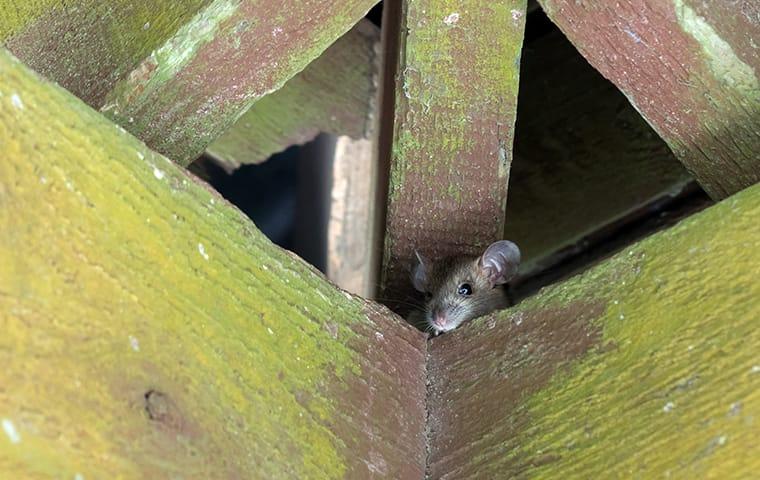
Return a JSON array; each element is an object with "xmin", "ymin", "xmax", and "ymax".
[
  {"xmin": 536, "ymin": 0, "xmax": 760, "ymax": 199},
  {"xmin": 207, "ymin": 19, "xmax": 381, "ymax": 169},
  {"xmin": 379, "ymin": 0, "xmax": 528, "ymax": 308},
  {"xmin": 4, "ymin": 0, "xmax": 380, "ymax": 166},
  {"xmin": 428, "ymin": 182, "xmax": 760, "ymax": 478},
  {"xmin": 2, "ymin": 0, "xmax": 212, "ymax": 106},
  {"xmin": 0, "ymin": 48, "xmax": 426, "ymax": 478},
  {"xmin": 505, "ymin": 29, "xmax": 696, "ymax": 275},
  {"xmin": 101, "ymin": 0, "xmax": 380, "ymax": 165}
]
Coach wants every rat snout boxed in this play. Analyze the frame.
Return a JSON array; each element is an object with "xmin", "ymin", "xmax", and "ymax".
[{"xmin": 432, "ymin": 311, "xmax": 448, "ymax": 328}]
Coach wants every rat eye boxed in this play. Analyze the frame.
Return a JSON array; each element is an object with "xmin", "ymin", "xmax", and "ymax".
[{"xmin": 457, "ymin": 283, "xmax": 472, "ymax": 296}]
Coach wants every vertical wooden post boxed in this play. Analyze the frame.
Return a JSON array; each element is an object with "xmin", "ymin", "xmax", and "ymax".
[{"xmin": 379, "ymin": 0, "xmax": 528, "ymax": 307}]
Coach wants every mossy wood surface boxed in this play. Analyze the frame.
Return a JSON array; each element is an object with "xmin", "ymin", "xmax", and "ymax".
[
  {"xmin": 1, "ymin": 0, "xmax": 211, "ymax": 106},
  {"xmin": 101, "ymin": 0, "xmax": 380, "ymax": 165},
  {"xmin": 0, "ymin": 50, "xmax": 427, "ymax": 479},
  {"xmin": 538, "ymin": 0, "xmax": 760, "ymax": 199},
  {"xmin": 428, "ymin": 183, "xmax": 760, "ymax": 478},
  {"xmin": 506, "ymin": 30, "xmax": 694, "ymax": 273},
  {"xmin": 380, "ymin": 0, "xmax": 527, "ymax": 307},
  {"xmin": 207, "ymin": 20, "xmax": 380, "ymax": 169}
]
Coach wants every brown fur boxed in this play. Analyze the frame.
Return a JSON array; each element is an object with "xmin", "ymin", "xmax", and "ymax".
[{"xmin": 417, "ymin": 255, "xmax": 510, "ymax": 334}]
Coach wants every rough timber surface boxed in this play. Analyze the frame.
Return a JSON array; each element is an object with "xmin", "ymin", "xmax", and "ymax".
[
  {"xmin": 2, "ymin": 0, "xmax": 211, "ymax": 106},
  {"xmin": 537, "ymin": 0, "xmax": 760, "ymax": 199},
  {"xmin": 0, "ymin": 49, "xmax": 426, "ymax": 479},
  {"xmin": 207, "ymin": 19, "xmax": 381, "ymax": 168},
  {"xmin": 102, "ymin": 0, "xmax": 380, "ymax": 165},
  {"xmin": 380, "ymin": 0, "xmax": 527, "ymax": 308},
  {"xmin": 428, "ymin": 183, "xmax": 760, "ymax": 479},
  {"xmin": 505, "ymin": 30, "xmax": 694, "ymax": 273}
]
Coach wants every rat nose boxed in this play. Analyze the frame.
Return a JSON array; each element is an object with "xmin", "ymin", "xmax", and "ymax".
[{"xmin": 433, "ymin": 312, "xmax": 447, "ymax": 327}]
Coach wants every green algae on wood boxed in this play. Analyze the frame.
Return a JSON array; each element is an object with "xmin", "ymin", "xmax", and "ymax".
[
  {"xmin": 428, "ymin": 182, "xmax": 760, "ymax": 478},
  {"xmin": 207, "ymin": 19, "xmax": 380, "ymax": 168},
  {"xmin": 380, "ymin": 0, "xmax": 528, "ymax": 309},
  {"xmin": 537, "ymin": 0, "xmax": 760, "ymax": 199},
  {"xmin": 0, "ymin": 49, "xmax": 426, "ymax": 479},
  {"xmin": 101, "ymin": 0, "xmax": 380, "ymax": 166},
  {"xmin": 2, "ymin": 0, "xmax": 212, "ymax": 106}
]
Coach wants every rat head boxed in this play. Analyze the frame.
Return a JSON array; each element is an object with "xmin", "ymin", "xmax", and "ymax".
[{"xmin": 411, "ymin": 240, "xmax": 520, "ymax": 335}]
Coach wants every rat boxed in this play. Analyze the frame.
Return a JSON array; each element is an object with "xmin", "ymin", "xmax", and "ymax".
[{"xmin": 409, "ymin": 240, "xmax": 521, "ymax": 335}]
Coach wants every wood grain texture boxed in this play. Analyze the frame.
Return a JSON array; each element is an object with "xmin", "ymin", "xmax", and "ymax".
[
  {"xmin": 207, "ymin": 19, "xmax": 381, "ymax": 168},
  {"xmin": 380, "ymin": 0, "xmax": 527, "ymax": 310},
  {"xmin": 538, "ymin": 0, "xmax": 760, "ymax": 199},
  {"xmin": 2, "ymin": 0, "xmax": 211, "ymax": 106},
  {"xmin": 428, "ymin": 183, "xmax": 760, "ymax": 479},
  {"xmin": 101, "ymin": 0, "xmax": 380, "ymax": 165},
  {"xmin": 0, "ymin": 49, "xmax": 426, "ymax": 479},
  {"xmin": 505, "ymin": 30, "xmax": 694, "ymax": 273},
  {"xmin": 327, "ymin": 137, "xmax": 378, "ymax": 297}
]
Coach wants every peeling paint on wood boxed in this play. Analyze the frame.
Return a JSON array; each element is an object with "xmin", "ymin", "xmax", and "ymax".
[
  {"xmin": 101, "ymin": 0, "xmax": 380, "ymax": 165},
  {"xmin": 428, "ymin": 182, "xmax": 760, "ymax": 478},
  {"xmin": 537, "ymin": 0, "xmax": 760, "ymax": 199},
  {"xmin": 0, "ymin": 49, "xmax": 426, "ymax": 479},
  {"xmin": 380, "ymin": 0, "xmax": 528, "ymax": 310},
  {"xmin": 207, "ymin": 19, "xmax": 381, "ymax": 168}
]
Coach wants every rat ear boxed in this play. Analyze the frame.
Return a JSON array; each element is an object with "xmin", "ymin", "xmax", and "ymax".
[
  {"xmin": 478, "ymin": 240, "xmax": 520, "ymax": 288},
  {"xmin": 411, "ymin": 250, "xmax": 429, "ymax": 292}
]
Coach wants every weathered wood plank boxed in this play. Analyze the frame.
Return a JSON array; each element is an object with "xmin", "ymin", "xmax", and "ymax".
[
  {"xmin": 537, "ymin": 0, "xmax": 760, "ymax": 199},
  {"xmin": 2, "ymin": 0, "xmax": 211, "ymax": 105},
  {"xmin": 505, "ymin": 29, "xmax": 694, "ymax": 273},
  {"xmin": 428, "ymin": 183, "xmax": 760, "ymax": 478},
  {"xmin": 101, "ymin": 0, "xmax": 380, "ymax": 165},
  {"xmin": 327, "ymin": 136, "xmax": 378, "ymax": 297},
  {"xmin": 207, "ymin": 19, "xmax": 381, "ymax": 169},
  {"xmin": 380, "ymin": 0, "xmax": 527, "ymax": 308},
  {"xmin": 0, "ymin": 49, "xmax": 426, "ymax": 479}
]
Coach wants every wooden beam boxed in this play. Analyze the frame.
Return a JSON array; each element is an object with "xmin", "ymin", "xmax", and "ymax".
[
  {"xmin": 0, "ymin": 49, "xmax": 426, "ymax": 478},
  {"xmin": 101, "ymin": 0, "xmax": 380, "ymax": 165},
  {"xmin": 3, "ymin": 0, "xmax": 380, "ymax": 166},
  {"xmin": 428, "ymin": 182, "xmax": 760, "ymax": 478},
  {"xmin": 2, "ymin": 0, "xmax": 211, "ymax": 106},
  {"xmin": 505, "ymin": 30, "xmax": 695, "ymax": 274},
  {"xmin": 207, "ymin": 19, "xmax": 381, "ymax": 169},
  {"xmin": 327, "ymin": 136, "xmax": 377, "ymax": 297},
  {"xmin": 379, "ymin": 0, "xmax": 528, "ymax": 308},
  {"xmin": 536, "ymin": 0, "xmax": 760, "ymax": 199}
]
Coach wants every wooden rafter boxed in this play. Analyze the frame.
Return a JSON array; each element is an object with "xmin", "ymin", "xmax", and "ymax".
[
  {"xmin": 537, "ymin": 0, "xmax": 760, "ymax": 199},
  {"xmin": 4, "ymin": 0, "xmax": 381, "ymax": 165},
  {"xmin": 207, "ymin": 19, "xmax": 381, "ymax": 169}
]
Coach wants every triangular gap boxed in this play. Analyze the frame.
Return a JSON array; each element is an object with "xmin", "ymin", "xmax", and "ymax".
[
  {"xmin": 188, "ymin": 135, "xmax": 335, "ymax": 274},
  {"xmin": 503, "ymin": 7, "xmax": 713, "ymax": 304}
]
